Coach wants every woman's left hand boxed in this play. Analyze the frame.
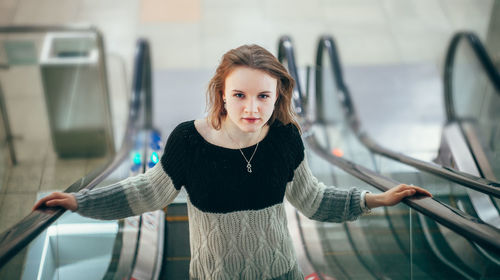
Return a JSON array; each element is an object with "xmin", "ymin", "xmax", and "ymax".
[{"xmin": 365, "ymin": 184, "xmax": 432, "ymax": 209}]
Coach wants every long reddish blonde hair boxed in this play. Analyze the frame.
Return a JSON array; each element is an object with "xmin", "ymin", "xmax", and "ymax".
[{"xmin": 206, "ymin": 44, "xmax": 299, "ymax": 131}]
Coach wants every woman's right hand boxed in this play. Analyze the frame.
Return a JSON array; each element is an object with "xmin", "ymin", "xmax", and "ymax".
[{"xmin": 32, "ymin": 192, "xmax": 78, "ymax": 212}]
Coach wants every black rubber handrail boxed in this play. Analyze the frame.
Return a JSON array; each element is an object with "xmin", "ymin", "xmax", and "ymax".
[
  {"xmin": 278, "ymin": 36, "xmax": 306, "ymax": 118},
  {"xmin": 302, "ymin": 120, "xmax": 500, "ymax": 253},
  {"xmin": 0, "ymin": 32, "xmax": 152, "ymax": 268},
  {"xmin": 122, "ymin": 38, "xmax": 153, "ymax": 278},
  {"xmin": 133, "ymin": 39, "xmax": 154, "ymax": 129},
  {"xmin": 277, "ymin": 35, "xmax": 500, "ymax": 253},
  {"xmin": 278, "ymin": 36, "xmax": 327, "ymax": 280},
  {"xmin": 444, "ymin": 31, "xmax": 500, "ymax": 122},
  {"xmin": 315, "ymin": 35, "xmax": 500, "ymax": 198}
]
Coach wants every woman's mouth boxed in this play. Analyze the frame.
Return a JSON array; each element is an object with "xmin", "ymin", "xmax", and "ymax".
[{"xmin": 242, "ymin": 118, "xmax": 260, "ymax": 123}]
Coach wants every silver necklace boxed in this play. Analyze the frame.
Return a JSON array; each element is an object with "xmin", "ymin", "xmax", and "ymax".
[{"xmin": 224, "ymin": 127, "xmax": 263, "ymax": 173}]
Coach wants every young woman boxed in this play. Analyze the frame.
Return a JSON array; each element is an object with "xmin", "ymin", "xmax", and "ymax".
[{"xmin": 34, "ymin": 44, "xmax": 431, "ymax": 279}]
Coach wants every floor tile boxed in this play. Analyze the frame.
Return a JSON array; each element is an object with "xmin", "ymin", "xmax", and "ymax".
[
  {"xmin": 5, "ymin": 161, "xmax": 43, "ymax": 193},
  {"xmin": 0, "ymin": 193, "xmax": 36, "ymax": 233},
  {"xmin": 39, "ymin": 158, "xmax": 88, "ymax": 191}
]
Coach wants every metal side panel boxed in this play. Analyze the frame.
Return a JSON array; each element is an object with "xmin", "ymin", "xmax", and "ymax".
[{"xmin": 442, "ymin": 123, "xmax": 500, "ymax": 227}]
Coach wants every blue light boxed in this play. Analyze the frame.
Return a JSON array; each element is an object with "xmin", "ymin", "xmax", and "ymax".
[
  {"xmin": 150, "ymin": 141, "xmax": 160, "ymax": 150},
  {"xmin": 151, "ymin": 152, "xmax": 159, "ymax": 164},
  {"xmin": 133, "ymin": 153, "xmax": 142, "ymax": 165},
  {"xmin": 151, "ymin": 132, "xmax": 161, "ymax": 142}
]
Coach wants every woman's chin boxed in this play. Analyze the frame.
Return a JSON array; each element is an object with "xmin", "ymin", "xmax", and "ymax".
[
  {"xmin": 224, "ymin": 116, "xmax": 268, "ymax": 133},
  {"xmin": 237, "ymin": 121, "xmax": 265, "ymax": 133},
  {"xmin": 238, "ymin": 126, "xmax": 260, "ymax": 133}
]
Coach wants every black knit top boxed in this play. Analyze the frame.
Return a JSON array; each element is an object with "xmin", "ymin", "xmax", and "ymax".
[{"xmin": 161, "ymin": 120, "xmax": 304, "ymax": 214}]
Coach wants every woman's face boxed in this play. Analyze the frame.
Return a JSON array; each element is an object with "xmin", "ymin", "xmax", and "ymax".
[{"xmin": 223, "ymin": 66, "xmax": 278, "ymax": 133}]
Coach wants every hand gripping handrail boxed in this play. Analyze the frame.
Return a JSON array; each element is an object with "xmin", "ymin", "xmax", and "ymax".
[{"xmin": 315, "ymin": 35, "xmax": 500, "ymax": 198}]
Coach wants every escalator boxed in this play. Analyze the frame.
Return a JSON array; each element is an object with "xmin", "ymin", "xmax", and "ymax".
[
  {"xmin": 0, "ymin": 27, "xmax": 166, "ymax": 279},
  {"xmin": 308, "ymin": 30, "xmax": 500, "ymax": 236},
  {"xmin": 313, "ymin": 32, "xmax": 500, "ymax": 229},
  {"xmin": 278, "ymin": 35, "xmax": 500, "ymax": 279},
  {"xmin": 1, "ymin": 26, "xmax": 499, "ymax": 280},
  {"xmin": 436, "ymin": 31, "xmax": 500, "ymax": 227},
  {"xmin": 439, "ymin": 32, "xmax": 500, "ymax": 182}
]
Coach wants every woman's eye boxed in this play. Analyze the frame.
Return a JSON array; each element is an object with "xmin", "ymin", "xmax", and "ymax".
[
  {"xmin": 234, "ymin": 93, "xmax": 244, "ymax": 98},
  {"xmin": 259, "ymin": 94, "xmax": 269, "ymax": 99}
]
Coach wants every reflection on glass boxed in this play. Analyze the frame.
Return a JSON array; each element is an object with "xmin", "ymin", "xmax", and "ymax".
[{"xmin": 318, "ymin": 48, "xmax": 344, "ymax": 124}]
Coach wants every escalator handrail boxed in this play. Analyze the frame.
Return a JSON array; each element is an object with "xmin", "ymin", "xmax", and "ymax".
[
  {"xmin": 133, "ymin": 40, "xmax": 154, "ymax": 129},
  {"xmin": 315, "ymin": 35, "xmax": 500, "ymax": 198},
  {"xmin": 444, "ymin": 31, "xmax": 500, "ymax": 121},
  {"xmin": 278, "ymin": 36, "xmax": 306, "ymax": 118},
  {"xmin": 0, "ymin": 28, "xmax": 152, "ymax": 268},
  {"xmin": 302, "ymin": 121, "xmax": 500, "ymax": 253},
  {"xmin": 277, "ymin": 35, "xmax": 500, "ymax": 253},
  {"xmin": 277, "ymin": 37, "xmax": 328, "ymax": 280}
]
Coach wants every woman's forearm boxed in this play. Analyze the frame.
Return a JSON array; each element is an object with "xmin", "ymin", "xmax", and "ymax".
[{"xmin": 365, "ymin": 192, "xmax": 385, "ymax": 209}]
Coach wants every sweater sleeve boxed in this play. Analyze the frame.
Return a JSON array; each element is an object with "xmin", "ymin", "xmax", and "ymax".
[
  {"xmin": 283, "ymin": 124, "xmax": 368, "ymax": 222},
  {"xmin": 285, "ymin": 157, "xmax": 368, "ymax": 223},
  {"xmin": 73, "ymin": 163, "xmax": 180, "ymax": 220}
]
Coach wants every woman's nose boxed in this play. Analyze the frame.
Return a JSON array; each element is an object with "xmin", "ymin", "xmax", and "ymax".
[{"xmin": 244, "ymin": 98, "xmax": 258, "ymax": 113}]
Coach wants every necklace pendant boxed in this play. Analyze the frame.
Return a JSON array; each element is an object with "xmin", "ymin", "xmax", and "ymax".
[{"xmin": 247, "ymin": 163, "xmax": 252, "ymax": 173}]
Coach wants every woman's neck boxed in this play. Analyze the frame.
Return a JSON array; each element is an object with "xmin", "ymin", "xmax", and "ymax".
[{"xmin": 221, "ymin": 119, "xmax": 267, "ymax": 148}]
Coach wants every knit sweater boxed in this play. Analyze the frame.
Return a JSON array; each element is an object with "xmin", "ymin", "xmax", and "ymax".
[{"xmin": 73, "ymin": 120, "xmax": 370, "ymax": 280}]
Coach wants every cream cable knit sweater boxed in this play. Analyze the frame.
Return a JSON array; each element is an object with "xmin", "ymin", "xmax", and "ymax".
[{"xmin": 73, "ymin": 121, "xmax": 369, "ymax": 279}]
